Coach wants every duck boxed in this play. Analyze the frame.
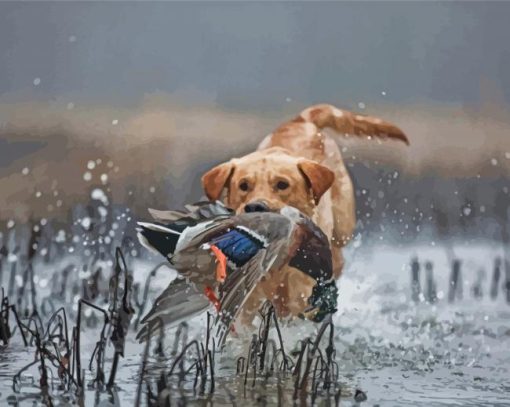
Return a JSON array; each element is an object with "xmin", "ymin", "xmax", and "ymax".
[{"xmin": 136, "ymin": 201, "xmax": 337, "ymax": 344}]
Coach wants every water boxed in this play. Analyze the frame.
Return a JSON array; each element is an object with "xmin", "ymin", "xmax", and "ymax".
[{"xmin": 1, "ymin": 241, "xmax": 509, "ymax": 406}]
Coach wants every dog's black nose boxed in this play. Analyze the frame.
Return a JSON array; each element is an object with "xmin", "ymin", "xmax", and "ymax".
[{"xmin": 244, "ymin": 201, "xmax": 270, "ymax": 213}]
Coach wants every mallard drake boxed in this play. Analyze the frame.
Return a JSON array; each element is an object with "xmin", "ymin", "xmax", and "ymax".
[{"xmin": 136, "ymin": 201, "xmax": 337, "ymax": 344}]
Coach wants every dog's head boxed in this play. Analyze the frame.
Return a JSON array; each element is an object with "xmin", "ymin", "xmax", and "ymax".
[{"xmin": 201, "ymin": 147, "xmax": 334, "ymax": 215}]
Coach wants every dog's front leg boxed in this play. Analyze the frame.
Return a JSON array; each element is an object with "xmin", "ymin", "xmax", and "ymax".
[{"xmin": 331, "ymin": 246, "xmax": 345, "ymax": 279}]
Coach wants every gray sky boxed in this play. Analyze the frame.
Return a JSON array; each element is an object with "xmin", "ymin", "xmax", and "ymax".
[{"xmin": 1, "ymin": 1, "xmax": 509, "ymax": 111}]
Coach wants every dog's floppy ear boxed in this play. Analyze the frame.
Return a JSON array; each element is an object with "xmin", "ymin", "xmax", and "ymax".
[
  {"xmin": 298, "ymin": 160, "xmax": 335, "ymax": 204},
  {"xmin": 201, "ymin": 161, "xmax": 235, "ymax": 201}
]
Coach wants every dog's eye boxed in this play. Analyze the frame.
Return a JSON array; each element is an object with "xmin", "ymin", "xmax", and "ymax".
[
  {"xmin": 239, "ymin": 181, "xmax": 249, "ymax": 191},
  {"xmin": 276, "ymin": 180, "xmax": 289, "ymax": 190}
]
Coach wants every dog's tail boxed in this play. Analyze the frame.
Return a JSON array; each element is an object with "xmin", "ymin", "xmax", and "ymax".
[{"xmin": 288, "ymin": 103, "xmax": 409, "ymax": 145}]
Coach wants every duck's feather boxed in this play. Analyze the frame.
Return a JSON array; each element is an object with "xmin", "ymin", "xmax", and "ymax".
[
  {"xmin": 213, "ymin": 239, "xmax": 286, "ymax": 346},
  {"xmin": 138, "ymin": 201, "xmax": 234, "ymax": 260},
  {"xmin": 136, "ymin": 276, "xmax": 210, "ymax": 342},
  {"xmin": 209, "ymin": 227, "xmax": 266, "ymax": 267},
  {"xmin": 148, "ymin": 201, "xmax": 233, "ymax": 223},
  {"xmin": 136, "ymin": 222, "xmax": 182, "ymax": 258}
]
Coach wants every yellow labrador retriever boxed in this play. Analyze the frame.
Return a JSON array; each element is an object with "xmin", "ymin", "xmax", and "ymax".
[{"xmin": 201, "ymin": 104, "xmax": 408, "ymax": 324}]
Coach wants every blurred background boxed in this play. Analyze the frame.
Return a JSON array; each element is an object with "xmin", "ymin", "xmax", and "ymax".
[
  {"xmin": 1, "ymin": 3, "xmax": 510, "ymax": 405},
  {"xmin": 1, "ymin": 1, "xmax": 509, "ymax": 247}
]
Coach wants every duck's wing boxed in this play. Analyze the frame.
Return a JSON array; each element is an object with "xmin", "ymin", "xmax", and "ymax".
[
  {"xmin": 137, "ymin": 203, "xmax": 234, "ymax": 261},
  {"xmin": 136, "ymin": 276, "xmax": 210, "ymax": 342},
  {"xmin": 137, "ymin": 222, "xmax": 183, "ymax": 258},
  {"xmin": 212, "ymin": 239, "xmax": 287, "ymax": 347},
  {"xmin": 138, "ymin": 222, "xmax": 285, "ymax": 344},
  {"xmin": 148, "ymin": 201, "xmax": 234, "ymax": 223},
  {"xmin": 175, "ymin": 212, "xmax": 292, "ymax": 262}
]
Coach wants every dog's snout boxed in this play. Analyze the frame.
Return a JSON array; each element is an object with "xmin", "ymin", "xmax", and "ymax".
[{"xmin": 244, "ymin": 201, "xmax": 270, "ymax": 213}]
